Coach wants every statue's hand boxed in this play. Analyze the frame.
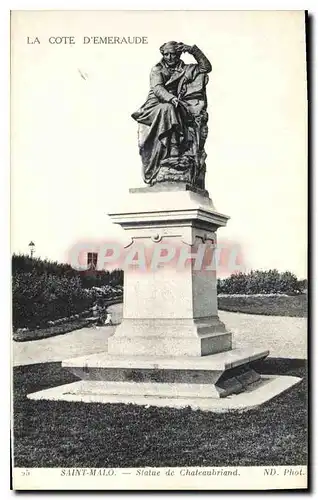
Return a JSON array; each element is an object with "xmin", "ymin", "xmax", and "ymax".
[
  {"xmin": 178, "ymin": 43, "xmax": 193, "ymax": 53},
  {"xmin": 171, "ymin": 97, "xmax": 179, "ymax": 107}
]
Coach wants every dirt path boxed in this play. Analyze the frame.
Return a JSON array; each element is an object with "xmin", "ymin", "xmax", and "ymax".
[
  {"xmin": 13, "ymin": 303, "xmax": 306, "ymax": 366},
  {"xmin": 222, "ymin": 310, "xmax": 306, "ymax": 359}
]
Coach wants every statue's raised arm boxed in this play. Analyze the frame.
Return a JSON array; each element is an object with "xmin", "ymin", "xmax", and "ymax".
[
  {"xmin": 132, "ymin": 41, "xmax": 212, "ymax": 190},
  {"xmin": 179, "ymin": 43, "xmax": 212, "ymax": 73}
]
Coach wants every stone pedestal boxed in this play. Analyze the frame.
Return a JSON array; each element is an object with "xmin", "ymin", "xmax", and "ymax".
[
  {"xmin": 107, "ymin": 188, "xmax": 231, "ymax": 357},
  {"xmin": 27, "ymin": 186, "xmax": 301, "ymax": 411}
]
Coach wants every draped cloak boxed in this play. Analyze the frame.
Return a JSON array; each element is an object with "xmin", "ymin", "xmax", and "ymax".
[{"xmin": 131, "ymin": 45, "xmax": 212, "ymax": 184}]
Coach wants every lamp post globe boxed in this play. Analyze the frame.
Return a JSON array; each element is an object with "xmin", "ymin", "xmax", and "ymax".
[{"xmin": 28, "ymin": 241, "xmax": 35, "ymax": 258}]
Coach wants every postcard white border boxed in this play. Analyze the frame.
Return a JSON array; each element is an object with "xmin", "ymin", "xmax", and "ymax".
[
  {"xmin": 13, "ymin": 466, "xmax": 308, "ymax": 490},
  {"xmin": 4, "ymin": 1, "xmax": 315, "ymax": 496}
]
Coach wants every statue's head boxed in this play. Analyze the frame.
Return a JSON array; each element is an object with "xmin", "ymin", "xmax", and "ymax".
[{"xmin": 159, "ymin": 41, "xmax": 182, "ymax": 68}]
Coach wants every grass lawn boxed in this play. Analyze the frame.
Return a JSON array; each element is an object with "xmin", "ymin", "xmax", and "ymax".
[
  {"xmin": 13, "ymin": 359, "xmax": 307, "ymax": 468},
  {"xmin": 218, "ymin": 294, "xmax": 307, "ymax": 318}
]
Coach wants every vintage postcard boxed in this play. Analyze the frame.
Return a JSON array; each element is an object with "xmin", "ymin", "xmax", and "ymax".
[{"xmin": 11, "ymin": 10, "xmax": 308, "ymax": 490}]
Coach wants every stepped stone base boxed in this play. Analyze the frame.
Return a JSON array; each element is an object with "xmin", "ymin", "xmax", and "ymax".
[
  {"xmin": 107, "ymin": 317, "xmax": 231, "ymax": 356},
  {"xmin": 27, "ymin": 348, "xmax": 301, "ymax": 411},
  {"xmin": 28, "ymin": 373, "xmax": 302, "ymax": 412},
  {"xmin": 61, "ymin": 348, "xmax": 269, "ymax": 391}
]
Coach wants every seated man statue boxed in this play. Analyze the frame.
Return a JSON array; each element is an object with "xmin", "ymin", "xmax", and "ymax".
[{"xmin": 132, "ymin": 41, "xmax": 212, "ymax": 189}]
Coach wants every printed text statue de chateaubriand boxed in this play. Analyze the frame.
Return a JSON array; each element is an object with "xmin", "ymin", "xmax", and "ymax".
[{"xmin": 132, "ymin": 41, "xmax": 212, "ymax": 190}]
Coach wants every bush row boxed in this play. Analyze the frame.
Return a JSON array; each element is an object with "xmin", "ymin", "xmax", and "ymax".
[
  {"xmin": 12, "ymin": 270, "xmax": 124, "ymax": 330},
  {"xmin": 12, "ymin": 271, "xmax": 93, "ymax": 329},
  {"xmin": 12, "ymin": 254, "xmax": 124, "ymax": 329},
  {"xmin": 217, "ymin": 270, "xmax": 304, "ymax": 295},
  {"xmin": 12, "ymin": 254, "xmax": 124, "ymax": 288}
]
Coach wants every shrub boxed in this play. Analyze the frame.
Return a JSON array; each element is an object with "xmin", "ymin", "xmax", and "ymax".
[
  {"xmin": 12, "ymin": 271, "xmax": 93, "ymax": 329},
  {"xmin": 296, "ymin": 278, "xmax": 307, "ymax": 292},
  {"xmin": 11, "ymin": 255, "xmax": 124, "ymax": 329},
  {"xmin": 217, "ymin": 270, "xmax": 303, "ymax": 295},
  {"xmin": 12, "ymin": 254, "xmax": 124, "ymax": 288}
]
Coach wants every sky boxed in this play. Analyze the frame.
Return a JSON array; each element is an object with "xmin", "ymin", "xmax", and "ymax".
[{"xmin": 11, "ymin": 10, "xmax": 307, "ymax": 277}]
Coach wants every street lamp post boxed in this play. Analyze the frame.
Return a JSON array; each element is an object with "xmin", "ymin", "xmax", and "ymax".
[{"xmin": 28, "ymin": 241, "xmax": 35, "ymax": 258}]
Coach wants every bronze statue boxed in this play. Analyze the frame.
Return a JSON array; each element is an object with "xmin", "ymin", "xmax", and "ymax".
[{"xmin": 132, "ymin": 41, "xmax": 212, "ymax": 189}]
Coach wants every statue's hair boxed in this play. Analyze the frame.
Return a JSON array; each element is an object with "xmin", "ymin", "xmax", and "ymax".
[{"xmin": 159, "ymin": 41, "xmax": 182, "ymax": 56}]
